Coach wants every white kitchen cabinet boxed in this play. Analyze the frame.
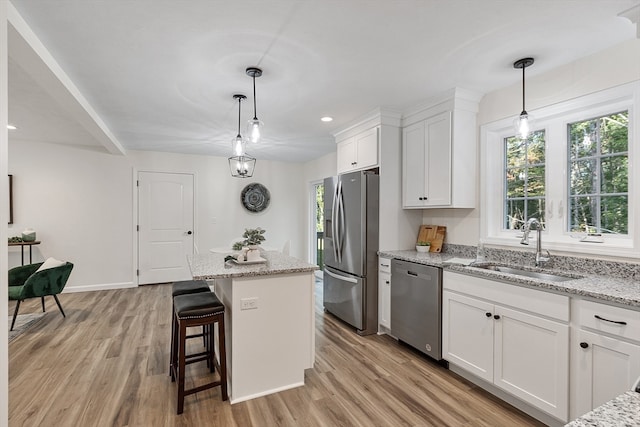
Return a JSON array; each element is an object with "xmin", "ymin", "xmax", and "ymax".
[
  {"xmin": 572, "ymin": 300, "xmax": 640, "ymax": 419},
  {"xmin": 403, "ymin": 112, "xmax": 452, "ymax": 207},
  {"xmin": 493, "ymin": 305, "xmax": 569, "ymax": 420},
  {"xmin": 443, "ymin": 271, "xmax": 570, "ymax": 421},
  {"xmin": 442, "ymin": 291, "xmax": 494, "ymax": 382},
  {"xmin": 378, "ymin": 257, "xmax": 391, "ymax": 331},
  {"xmin": 337, "ymin": 126, "xmax": 379, "ymax": 174},
  {"xmin": 402, "ymin": 88, "xmax": 479, "ymax": 209}
]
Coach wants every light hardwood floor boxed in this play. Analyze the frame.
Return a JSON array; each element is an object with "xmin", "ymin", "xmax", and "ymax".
[{"xmin": 9, "ymin": 283, "xmax": 545, "ymax": 426}]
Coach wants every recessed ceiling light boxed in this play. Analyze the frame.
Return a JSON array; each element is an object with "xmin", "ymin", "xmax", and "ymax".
[
  {"xmin": 320, "ymin": 116, "xmax": 333, "ymax": 122},
  {"xmin": 7, "ymin": 124, "xmax": 17, "ymax": 130}
]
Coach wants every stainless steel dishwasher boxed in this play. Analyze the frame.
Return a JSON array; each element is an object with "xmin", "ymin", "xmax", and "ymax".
[{"xmin": 391, "ymin": 259, "xmax": 442, "ymax": 361}]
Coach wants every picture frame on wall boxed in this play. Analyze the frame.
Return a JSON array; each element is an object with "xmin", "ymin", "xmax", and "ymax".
[{"xmin": 8, "ymin": 174, "xmax": 13, "ymax": 225}]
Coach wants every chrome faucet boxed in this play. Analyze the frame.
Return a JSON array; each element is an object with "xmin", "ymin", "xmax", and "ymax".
[{"xmin": 520, "ymin": 218, "xmax": 550, "ymax": 267}]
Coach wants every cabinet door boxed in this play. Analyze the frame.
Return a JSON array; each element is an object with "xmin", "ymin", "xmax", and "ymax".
[
  {"xmin": 337, "ymin": 137, "xmax": 356, "ymax": 174},
  {"xmin": 402, "ymin": 121, "xmax": 426, "ymax": 208},
  {"xmin": 494, "ymin": 306, "xmax": 569, "ymax": 421},
  {"xmin": 423, "ymin": 111, "xmax": 452, "ymax": 207},
  {"xmin": 574, "ymin": 329, "xmax": 640, "ymax": 417},
  {"xmin": 442, "ymin": 291, "xmax": 494, "ymax": 382},
  {"xmin": 378, "ymin": 270, "xmax": 391, "ymax": 330},
  {"xmin": 355, "ymin": 127, "xmax": 379, "ymax": 170}
]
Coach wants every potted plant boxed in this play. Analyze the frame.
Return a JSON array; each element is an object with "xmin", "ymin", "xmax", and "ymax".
[
  {"xmin": 416, "ymin": 241, "xmax": 431, "ymax": 253},
  {"xmin": 242, "ymin": 227, "xmax": 266, "ymax": 248}
]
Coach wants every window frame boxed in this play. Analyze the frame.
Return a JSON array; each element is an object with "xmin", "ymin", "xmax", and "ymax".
[{"xmin": 480, "ymin": 81, "xmax": 639, "ymax": 257}]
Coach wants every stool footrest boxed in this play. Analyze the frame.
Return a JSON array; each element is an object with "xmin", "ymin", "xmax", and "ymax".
[{"xmin": 184, "ymin": 379, "xmax": 222, "ymax": 397}]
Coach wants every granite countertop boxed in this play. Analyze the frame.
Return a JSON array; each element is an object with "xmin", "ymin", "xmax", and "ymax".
[
  {"xmin": 378, "ymin": 250, "xmax": 640, "ymax": 309},
  {"xmin": 188, "ymin": 250, "xmax": 317, "ymax": 280},
  {"xmin": 565, "ymin": 391, "xmax": 640, "ymax": 426}
]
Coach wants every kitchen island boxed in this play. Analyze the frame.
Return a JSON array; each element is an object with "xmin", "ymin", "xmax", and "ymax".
[{"xmin": 188, "ymin": 250, "xmax": 317, "ymax": 404}]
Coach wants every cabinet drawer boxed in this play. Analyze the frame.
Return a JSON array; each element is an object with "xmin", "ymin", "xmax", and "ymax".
[
  {"xmin": 580, "ymin": 300, "xmax": 640, "ymax": 342},
  {"xmin": 378, "ymin": 257, "xmax": 392, "ymax": 273},
  {"xmin": 443, "ymin": 271, "xmax": 569, "ymax": 322}
]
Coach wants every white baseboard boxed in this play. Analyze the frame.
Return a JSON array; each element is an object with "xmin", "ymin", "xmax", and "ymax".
[{"xmin": 61, "ymin": 282, "xmax": 136, "ymax": 293}]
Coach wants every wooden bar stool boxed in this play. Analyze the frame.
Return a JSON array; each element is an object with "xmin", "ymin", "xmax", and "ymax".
[
  {"xmin": 169, "ymin": 280, "xmax": 212, "ymax": 375},
  {"xmin": 171, "ymin": 292, "xmax": 228, "ymax": 414}
]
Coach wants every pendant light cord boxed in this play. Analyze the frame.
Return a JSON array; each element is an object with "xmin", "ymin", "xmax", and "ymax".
[
  {"xmin": 252, "ymin": 76, "xmax": 258, "ymax": 120},
  {"xmin": 522, "ymin": 65, "xmax": 526, "ymax": 113},
  {"xmin": 237, "ymin": 97, "xmax": 242, "ymax": 137}
]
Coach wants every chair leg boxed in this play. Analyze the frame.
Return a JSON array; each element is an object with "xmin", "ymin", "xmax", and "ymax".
[
  {"xmin": 177, "ymin": 319, "xmax": 187, "ymax": 415},
  {"xmin": 218, "ymin": 314, "xmax": 228, "ymax": 401},
  {"xmin": 52, "ymin": 294, "xmax": 66, "ymax": 318},
  {"xmin": 41, "ymin": 296, "xmax": 46, "ymax": 312},
  {"xmin": 10, "ymin": 301, "xmax": 21, "ymax": 331}
]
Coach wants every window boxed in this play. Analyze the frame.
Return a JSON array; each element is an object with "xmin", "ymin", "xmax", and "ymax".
[
  {"xmin": 568, "ymin": 112, "xmax": 629, "ymax": 234},
  {"xmin": 481, "ymin": 82, "xmax": 638, "ymax": 256},
  {"xmin": 504, "ymin": 130, "xmax": 546, "ymax": 230}
]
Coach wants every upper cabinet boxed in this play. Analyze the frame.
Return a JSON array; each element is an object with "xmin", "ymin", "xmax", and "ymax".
[
  {"xmin": 336, "ymin": 126, "xmax": 379, "ymax": 174},
  {"xmin": 402, "ymin": 88, "xmax": 480, "ymax": 209}
]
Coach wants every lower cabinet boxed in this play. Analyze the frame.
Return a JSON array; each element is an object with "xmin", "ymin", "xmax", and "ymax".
[
  {"xmin": 571, "ymin": 299, "xmax": 640, "ymax": 419},
  {"xmin": 443, "ymin": 272, "xmax": 570, "ymax": 422},
  {"xmin": 378, "ymin": 257, "xmax": 391, "ymax": 331}
]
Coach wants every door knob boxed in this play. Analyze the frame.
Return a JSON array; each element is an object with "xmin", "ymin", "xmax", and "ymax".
[
  {"xmin": 187, "ymin": 231, "xmax": 193, "ymax": 235},
  {"xmin": 485, "ymin": 312, "xmax": 492, "ymax": 317},
  {"xmin": 580, "ymin": 342, "xmax": 589, "ymax": 349},
  {"xmin": 493, "ymin": 314, "xmax": 500, "ymax": 320}
]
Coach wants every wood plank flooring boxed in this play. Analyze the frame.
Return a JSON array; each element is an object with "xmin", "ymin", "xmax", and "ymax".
[{"xmin": 8, "ymin": 283, "xmax": 545, "ymax": 426}]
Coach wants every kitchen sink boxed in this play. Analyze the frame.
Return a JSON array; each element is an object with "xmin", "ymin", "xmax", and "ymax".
[{"xmin": 472, "ymin": 264, "xmax": 576, "ymax": 282}]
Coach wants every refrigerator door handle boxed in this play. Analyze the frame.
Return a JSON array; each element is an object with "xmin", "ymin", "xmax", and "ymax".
[
  {"xmin": 325, "ymin": 267, "xmax": 358, "ymax": 283},
  {"xmin": 331, "ymin": 181, "xmax": 340, "ymax": 263},
  {"xmin": 335, "ymin": 180, "xmax": 344, "ymax": 264}
]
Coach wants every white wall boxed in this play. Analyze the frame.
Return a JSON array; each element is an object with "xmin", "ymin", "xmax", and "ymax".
[
  {"xmin": 8, "ymin": 142, "xmax": 315, "ymax": 291},
  {"xmin": 8, "ymin": 141, "xmax": 134, "ymax": 290},
  {"xmin": 422, "ymin": 39, "xmax": 640, "ymax": 246},
  {"xmin": 129, "ymin": 150, "xmax": 308, "ymax": 259}
]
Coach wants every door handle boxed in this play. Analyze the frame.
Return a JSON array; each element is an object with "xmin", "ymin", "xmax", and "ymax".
[
  {"xmin": 325, "ymin": 268, "xmax": 358, "ymax": 283},
  {"xmin": 594, "ymin": 315, "xmax": 627, "ymax": 325},
  {"xmin": 186, "ymin": 231, "xmax": 193, "ymax": 235}
]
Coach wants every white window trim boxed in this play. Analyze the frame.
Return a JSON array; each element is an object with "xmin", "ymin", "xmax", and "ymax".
[{"xmin": 480, "ymin": 81, "xmax": 640, "ymax": 258}]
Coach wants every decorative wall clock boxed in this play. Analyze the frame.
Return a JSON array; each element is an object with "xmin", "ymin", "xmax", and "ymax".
[{"xmin": 241, "ymin": 183, "xmax": 270, "ymax": 213}]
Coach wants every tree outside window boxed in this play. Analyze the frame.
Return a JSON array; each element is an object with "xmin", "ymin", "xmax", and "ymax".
[
  {"xmin": 568, "ymin": 112, "xmax": 628, "ymax": 234},
  {"xmin": 504, "ymin": 130, "xmax": 546, "ymax": 230}
]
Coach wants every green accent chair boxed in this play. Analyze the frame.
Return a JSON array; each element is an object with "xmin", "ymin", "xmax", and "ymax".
[{"xmin": 8, "ymin": 262, "xmax": 74, "ymax": 331}]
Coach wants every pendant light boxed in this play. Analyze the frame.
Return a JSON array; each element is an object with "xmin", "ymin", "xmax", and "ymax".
[
  {"xmin": 245, "ymin": 67, "xmax": 264, "ymax": 143},
  {"xmin": 513, "ymin": 57, "xmax": 535, "ymax": 139},
  {"xmin": 228, "ymin": 94, "xmax": 256, "ymax": 178}
]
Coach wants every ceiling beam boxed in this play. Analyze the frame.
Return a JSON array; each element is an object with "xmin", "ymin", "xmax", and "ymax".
[{"xmin": 7, "ymin": 2, "xmax": 125, "ymax": 155}]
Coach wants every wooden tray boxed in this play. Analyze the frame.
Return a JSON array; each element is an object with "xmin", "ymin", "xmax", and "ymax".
[{"xmin": 416, "ymin": 225, "xmax": 446, "ymax": 253}]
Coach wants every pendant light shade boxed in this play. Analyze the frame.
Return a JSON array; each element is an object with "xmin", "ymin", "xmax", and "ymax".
[
  {"xmin": 229, "ymin": 94, "xmax": 256, "ymax": 178},
  {"xmin": 246, "ymin": 67, "xmax": 264, "ymax": 143},
  {"xmin": 513, "ymin": 57, "xmax": 535, "ymax": 139}
]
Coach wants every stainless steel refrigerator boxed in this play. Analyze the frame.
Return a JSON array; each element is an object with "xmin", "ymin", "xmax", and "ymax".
[{"xmin": 323, "ymin": 170, "xmax": 379, "ymax": 336}]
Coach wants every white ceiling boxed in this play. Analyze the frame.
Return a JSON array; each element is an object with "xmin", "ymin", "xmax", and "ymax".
[{"xmin": 7, "ymin": 0, "xmax": 640, "ymax": 163}]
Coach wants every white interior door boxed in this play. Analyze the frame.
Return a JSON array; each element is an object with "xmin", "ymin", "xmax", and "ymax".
[{"xmin": 138, "ymin": 172, "xmax": 194, "ymax": 284}]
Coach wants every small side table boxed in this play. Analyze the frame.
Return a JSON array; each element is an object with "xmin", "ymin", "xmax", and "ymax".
[{"xmin": 8, "ymin": 241, "xmax": 41, "ymax": 265}]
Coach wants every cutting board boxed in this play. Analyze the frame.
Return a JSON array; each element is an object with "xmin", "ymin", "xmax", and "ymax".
[{"xmin": 416, "ymin": 225, "xmax": 446, "ymax": 253}]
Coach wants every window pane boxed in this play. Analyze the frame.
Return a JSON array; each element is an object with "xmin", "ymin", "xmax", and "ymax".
[
  {"xmin": 601, "ymin": 112, "xmax": 628, "ymax": 155},
  {"xmin": 506, "ymin": 168, "xmax": 525, "ymax": 198},
  {"xmin": 568, "ymin": 196, "xmax": 596, "ymax": 233},
  {"xmin": 506, "ymin": 199, "xmax": 525, "ymax": 230},
  {"xmin": 527, "ymin": 131, "xmax": 546, "ymax": 164},
  {"xmin": 526, "ymin": 199, "xmax": 545, "ymax": 225},
  {"xmin": 601, "ymin": 195, "xmax": 628, "ymax": 234},
  {"xmin": 568, "ymin": 110, "xmax": 628, "ymax": 235},
  {"xmin": 601, "ymin": 156, "xmax": 628, "ymax": 193},
  {"xmin": 570, "ymin": 159, "xmax": 597, "ymax": 195},
  {"xmin": 569, "ymin": 120, "xmax": 597, "ymax": 158},
  {"xmin": 506, "ymin": 137, "xmax": 526, "ymax": 167},
  {"xmin": 504, "ymin": 130, "xmax": 546, "ymax": 231},
  {"xmin": 527, "ymin": 166, "xmax": 545, "ymax": 196}
]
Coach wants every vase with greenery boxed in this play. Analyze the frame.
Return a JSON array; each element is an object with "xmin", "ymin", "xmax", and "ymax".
[
  {"xmin": 416, "ymin": 241, "xmax": 431, "ymax": 253},
  {"xmin": 243, "ymin": 227, "xmax": 266, "ymax": 248}
]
